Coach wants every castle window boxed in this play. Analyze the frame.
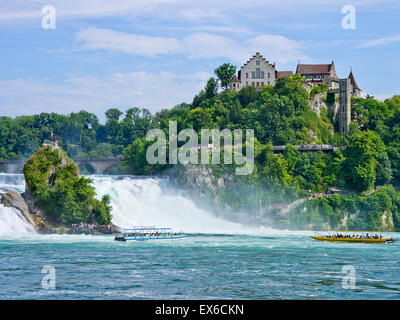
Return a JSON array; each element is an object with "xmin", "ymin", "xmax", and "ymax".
[
  {"xmin": 256, "ymin": 60, "xmax": 260, "ymax": 65},
  {"xmin": 256, "ymin": 82, "xmax": 259, "ymax": 87},
  {"xmin": 268, "ymin": 72, "xmax": 270, "ymax": 78},
  {"xmin": 246, "ymin": 81, "xmax": 248, "ymax": 85},
  {"xmin": 261, "ymin": 82, "xmax": 264, "ymax": 86},
  {"xmin": 252, "ymin": 82, "xmax": 255, "ymax": 87},
  {"xmin": 252, "ymin": 71, "xmax": 255, "ymax": 79},
  {"xmin": 256, "ymin": 68, "xmax": 260, "ymax": 78},
  {"xmin": 246, "ymin": 73, "xmax": 248, "ymax": 78},
  {"xmin": 261, "ymin": 71, "xmax": 264, "ymax": 78}
]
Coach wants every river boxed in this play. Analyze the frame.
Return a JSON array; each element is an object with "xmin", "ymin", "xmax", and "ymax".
[{"xmin": 0, "ymin": 173, "xmax": 399, "ymax": 299}]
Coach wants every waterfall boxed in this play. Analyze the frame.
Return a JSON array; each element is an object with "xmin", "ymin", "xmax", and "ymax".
[
  {"xmin": 0, "ymin": 173, "xmax": 36, "ymax": 236},
  {"xmin": 91, "ymin": 175, "xmax": 253, "ymax": 234},
  {"xmin": 0, "ymin": 204, "xmax": 36, "ymax": 236},
  {"xmin": 0, "ymin": 173, "xmax": 274, "ymax": 236}
]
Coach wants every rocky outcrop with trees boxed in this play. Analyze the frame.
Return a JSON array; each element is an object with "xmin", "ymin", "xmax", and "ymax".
[{"xmin": 1, "ymin": 143, "xmax": 115, "ymax": 234}]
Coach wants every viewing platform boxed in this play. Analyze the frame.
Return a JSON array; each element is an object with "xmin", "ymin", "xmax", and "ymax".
[{"xmin": 272, "ymin": 145, "xmax": 340, "ymax": 152}]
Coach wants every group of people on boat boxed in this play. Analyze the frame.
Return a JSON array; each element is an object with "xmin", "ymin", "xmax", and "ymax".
[
  {"xmin": 324, "ymin": 233, "xmax": 383, "ymax": 239},
  {"xmin": 126, "ymin": 231, "xmax": 182, "ymax": 237},
  {"xmin": 70, "ymin": 223, "xmax": 112, "ymax": 234}
]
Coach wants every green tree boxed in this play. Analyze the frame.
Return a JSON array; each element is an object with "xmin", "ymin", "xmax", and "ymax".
[
  {"xmin": 105, "ymin": 108, "xmax": 123, "ymax": 121},
  {"xmin": 205, "ymin": 77, "xmax": 219, "ymax": 99},
  {"xmin": 122, "ymin": 137, "xmax": 166, "ymax": 175},
  {"xmin": 214, "ymin": 63, "xmax": 237, "ymax": 90},
  {"xmin": 342, "ymin": 130, "xmax": 386, "ymax": 191},
  {"xmin": 238, "ymin": 86, "xmax": 259, "ymax": 107}
]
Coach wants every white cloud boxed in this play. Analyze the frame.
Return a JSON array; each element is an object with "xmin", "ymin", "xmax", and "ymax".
[
  {"xmin": 179, "ymin": 8, "xmax": 223, "ymax": 21},
  {"xmin": 76, "ymin": 27, "xmax": 181, "ymax": 56},
  {"xmin": 0, "ymin": 71, "xmax": 210, "ymax": 120},
  {"xmin": 356, "ymin": 33, "xmax": 400, "ymax": 49},
  {"xmin": 75, "ymin": 28, "xmax": 308, "ymax": 67}
]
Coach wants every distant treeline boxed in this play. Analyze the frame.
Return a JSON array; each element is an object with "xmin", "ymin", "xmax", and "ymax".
[{"xmin": 0, "ymin": 107, "xmax": 154, "ymax": 160}]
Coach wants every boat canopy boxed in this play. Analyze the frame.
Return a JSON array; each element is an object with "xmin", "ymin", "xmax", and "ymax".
[
  {"xmin": 327, "ymin": 230, "xmax": 384, "ymax": 233},
  {"xmin": 124, "ymin": 226, "xmax": 172, "ymax": 231}
]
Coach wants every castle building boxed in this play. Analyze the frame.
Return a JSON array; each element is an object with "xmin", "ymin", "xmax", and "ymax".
[
  {"xmin": 295, "ymin": 61, "xmax": 340, "ymax": 89},
  {"xmin": 275, "ymin": 71, "xmax": 293, "ymax": 79},
  {"xmin": 228, "ymin": 54, "xmax": 361, "ymax": 136},
  {"xmin": 228, "ymin": 53, "xmax": 361, "ymax": 99},
  {"xmin": 295, "ymin": 61, "xmax": 361, "ymax": 97},
  {"xmin": 228, "ymin": 52, "xmax": 292, "ymax": 91},
  {"xmin": 348, "ymin": 70, "xmax": 361, "ymax": 98},
  {"xmin": 229, "ymin": 75, "xmax": 241, "ymax": 91}
]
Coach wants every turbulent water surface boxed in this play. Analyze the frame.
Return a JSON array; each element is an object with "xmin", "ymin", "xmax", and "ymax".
[{"xmin": 0, "ymin": 173, "xmax": 399, "ymax": 299}]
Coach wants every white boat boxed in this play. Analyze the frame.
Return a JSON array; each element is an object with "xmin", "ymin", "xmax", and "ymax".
[{"xmin": 114, "ymin": 226, "xmax": 185, "ymax": 241}]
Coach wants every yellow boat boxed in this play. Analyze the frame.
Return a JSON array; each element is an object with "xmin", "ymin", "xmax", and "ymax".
[{"xmin": 312, "ymin": 231, "xmax": 394, "ymax": 244}]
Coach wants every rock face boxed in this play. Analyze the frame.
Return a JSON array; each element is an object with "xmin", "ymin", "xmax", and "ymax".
[
  {"xmin": 1, "ymin": 190, "xmax": 34, "ymax": 226},
  {"xmin": 167, "ymin": 164, "xmax": 236, "ymax": 218},
  {"xmin": 1, "ymin": 189, "xmax": 55, "ymax": 232},
  {"xmin": 180, "ymin": 165, "xmax": 227, "ymax": 194},
  {"xmin": 309, "ymin": 92, "xmax": 338, "ymax": 120},
  {"xmin": 381, "ymin": 211, "xmax": 395, "ymax": 230},
  {"xmin": 170, "ymin": 164, "xmax": 233, "ymax": 199}
]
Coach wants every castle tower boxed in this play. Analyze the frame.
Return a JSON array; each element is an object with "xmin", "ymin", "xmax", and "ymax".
[{"xmin": 339, "ymin": 78, "xmax": 351, "ymax": 136}]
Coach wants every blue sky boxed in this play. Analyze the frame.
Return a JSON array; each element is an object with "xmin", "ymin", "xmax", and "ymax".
[{"xmin": 0, "ymin": 0, "xmax": 399, "ymax": 121}]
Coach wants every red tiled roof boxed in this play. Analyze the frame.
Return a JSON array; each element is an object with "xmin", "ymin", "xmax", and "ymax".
[
  {"xmin": 348, "ymin": 71, "xmax": 360, "ymax": 90},
  {"xmin": 275, "ymin": 71, "xmax": 293, "ymax": 78},
  {"xmin": 296, "ymin": 64, "xmax": 332, "ymax": 74},
  {"xmin": 230, "ymin": 76, "xmax": 240, "ymax": 82}
]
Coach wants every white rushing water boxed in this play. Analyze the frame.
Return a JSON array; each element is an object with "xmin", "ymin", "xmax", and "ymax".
[
  {"xmin": 0, "ymin": 173, "xmax": 36, "ymax": 236},
  {"xmin": 0, "ymin": 173, "xmax": 297, "ymax": 237},
  {"xmin": 0, "ymin": 204, "xmax": 36, "ymax": 236},
  {"xmin": 0, "ymin": 173, "xmax": 25, "ymax": 194},
  {"xmin": 91, "ymin": 175, "xmax": 264, "ymax": 234}
]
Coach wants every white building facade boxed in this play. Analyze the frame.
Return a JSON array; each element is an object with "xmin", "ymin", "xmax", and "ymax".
[{"xmin": 228, "ymin": 52, "xmax": 292, "ymax": 91}]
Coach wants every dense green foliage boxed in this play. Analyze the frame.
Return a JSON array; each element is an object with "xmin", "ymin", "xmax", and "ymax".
[
  {"xmin": 23, "ymin": 146, "xmax": 112, "ymax": 225},
  {"xmin": 289, "ymin": 186, "xmax": 400, "ymax": 231},
  {"xmin": 0, "ymin": 108, "xmax": 155, "ymax": 161}
]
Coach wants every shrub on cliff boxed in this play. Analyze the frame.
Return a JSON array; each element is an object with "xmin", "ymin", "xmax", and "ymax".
[
  {"xmin": 288, "ymin": 186, "xmax": 400, "ymax": 231},
  {"xmin": 23, "ymin": 145, "xmax": 112, "ymax": 225}
]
